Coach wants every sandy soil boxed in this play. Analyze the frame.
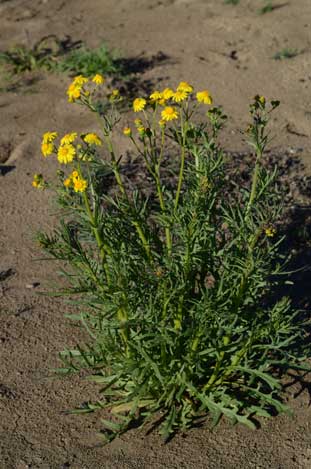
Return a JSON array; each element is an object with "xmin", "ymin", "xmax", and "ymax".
[{"xmin": 0, "ymin": 0, "xmax": 311, "ymax": 467}]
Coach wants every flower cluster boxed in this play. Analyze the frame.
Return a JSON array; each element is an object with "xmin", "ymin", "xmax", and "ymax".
[
  {"xmin": 66, "ymin": 74, "xmax": 105, "ymax": 103},
  {"xmin": 124, "ymin": 81, "xmax": 213, "ymax": 135},
  {"xmin": 32, "ymin": 173, "xmax": 46, "ymax": 189},
  {"xmin": 83, "ymin": 133, "xmax": 102, "ymax": 146},
  {"xmin": 41, "ymin": 131, "xmax": 57, "ymax": 157},
  {"xmin": 64, "ymin": 170, "xmax": 88, "ymax": 193},
  {"xmin": 35, "ymin": 128, "xmax": 102, "ymax": 194},
  {"xmin": 265, "ymin": 226, "xmax": 277, "ymax": 237}
]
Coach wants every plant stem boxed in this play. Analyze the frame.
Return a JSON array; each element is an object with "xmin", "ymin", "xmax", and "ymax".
[
  {"xmin": 105, "ymin": 133, "xmax": 152, "ymax": 262},
  {"xmin": 77, "ymin": 163, "xmax": 111, "ymax": 284},
  {"xmin": 174, "ymin": 116, "xmax": 187, "ymax": 212},
  {"xmin": 117, "ymin": 307, "xmax": 129, "ymax": 357},
  {"xmin": 246, "ymin": 145, "xmax": 263, "ymax": 216}
]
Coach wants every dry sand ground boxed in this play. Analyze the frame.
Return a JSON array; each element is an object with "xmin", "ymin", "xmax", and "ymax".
[{"xmin": 0, "ymin": 0, "xmax": 311, "ymax": 467}]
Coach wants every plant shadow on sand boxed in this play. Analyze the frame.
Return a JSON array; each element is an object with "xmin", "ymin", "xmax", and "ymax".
[{"xmin": 112, "ymin": 50, "xmax": 174, "ymax": 98}]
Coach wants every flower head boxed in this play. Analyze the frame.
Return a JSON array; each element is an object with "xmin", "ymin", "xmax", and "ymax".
[
  {"xmin": 32, "ymin": 174, "xmax": 45, "ymax": 189},
  {"xmin": 133, "ymin": 98, "xmax": 146, "ymax": 112},
  {"xmin": 73, "ymin": 177, "xmax": 88, "ymax": 193},
  {"xmin": 63, "ymin": 178, "xmax": 71, "ymax": 188},
  {"xmin": 161, "ymin": 106, "xmax": 179, "ymax": 122},
  {"xmin": 67, "ymin": 76, "xmax": 88, "ymax": 103},
  {"xmin": 61, "ymin": 133, "xmax": 77, "ymax": 145},
  {"xmin": 92, "ymin": 74, "xmax": 105, "ymax": 85},
  {"xmin": 64, "ymin": 170, "xmax": 87, "ymax": 190},
  {"xmin": 196, "ymin": 90, "xmax": 213, "ymax": 105},
  {"xmin": 172, "ymin": 89, "xmax": 188, "ymax": 103},
  {"xmin": 177, "ymin": 81, "xmax": 193, "ymax": 93},
  {"xmin": 149, "ymin": 91, "xmax": 163, "ymax": 103},
  {"xmin": 41, "ymin": 142, "xmax": 54, "ymax": 157},
  {"xmin": 162, "ymin": 88, "xmax": 174, "ymax": 100},
  {"xmin": 42, "ymin": 131, "xmax": 58, "ymax": 144},
  {"xmin": 57, "ymin": 144, "xmax": 76, "ymax": 164},
  {"xmin": 83, "ymin": 133, "xmax": 102, "ymax": 146},
  {"xmin": 109, "ymin": 89, "xmax": 121, "ymax": 102},
  {"xmin": 265, "ymin": 226, "xmax": 276, "ymax": 237},
  {"xmin": 73, "ymin": 75, "xmax": 88, "ymax": 86},
  {"xmin": 67, "ymin": 83, "xmax": 82, "ymax": 102},
  {"xmin": 123, "ymin": 127, "xmax": 132, "ymax": 137}
]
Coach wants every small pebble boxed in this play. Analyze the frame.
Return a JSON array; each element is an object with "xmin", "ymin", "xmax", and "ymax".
[{"xmin": 26, "ymin": 282, "xmax": 40, "ymax": 289}]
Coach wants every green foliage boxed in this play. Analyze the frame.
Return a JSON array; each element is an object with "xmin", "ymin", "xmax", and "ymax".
[
  {"xmin": 259, "ymin": 1, "xmax": 274, "ymax": 14},
  {"xmin": 0, "ymin": 39, "xmax": 122, "ymax": 78},
  {"xmin": 0, "ymin": 44, "xmax": 54, "ymax": 74},
  {"xmin": 273, "ymin": 48, "xmax": 300, "ymax": 60},
  {"xmin": 56, "ymin": 44, "xmax": 122, "ymax": 77},
  {"xmin": 224, "ymin": 0, "xmax": 240, "ymax": 5},
  {"xmin": 36, "ymin": 85, "xmax": 309, "ymax": 442}
]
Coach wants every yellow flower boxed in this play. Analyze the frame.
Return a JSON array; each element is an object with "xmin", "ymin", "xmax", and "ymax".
[
  {"xmin": 196, "ymin": 90, "xmax": 213, "ymax": 105},
  {"xmin": 41, "ymin": 142, "xmax": 54, "ymax": 157},
  {"xmin": 67, "ymin": 76, "xmax": 88, "ymax": 102},
  {"xmin": 110, "ymin": 89, "xmax": 121, "ymax": 102},
  {"xmin": 57, "ymin": 144, "xmax": 76, "ymax": 164},
  {"xmin": 92, "ymin": 74, "xmax": 105, "ymax": 85},
  {"xmin": 133, "ymin": 98, "xmax": 146, "ymax": 112},
  {"xmin": 177, "ymin": 81, "xmax": 193, "ymax": 93},
  {"xmin": 71, "ymin": 170, "xmax": 79, "ymax": 179},
  {"xmin": 265, "ymin": 226, "xmax": 276, "ymax": 237},
  {"xmin": 172, "ymin": 90, "xmax": 188, "ymax": 103},
  {"xmin": 73, "ymin": 177, "xmax": 88, "ymax": 193},
  {"xmin": 32, "ymin": 174, "xmax": 45, "ymax": 189},
  {"xmin": 73, "ymin": 75, "xmax": 88, "ymax": 86},
  {"xmin": 67, "ymin": 83, "xmax": 81, "ymax": 102},
  {"xmin": 42, "ymin": 131, "xmax": 58, "ymax": 144},
  {"xmin": 83, "ymin": 133, "xmax": 102, "ymax": 146},
  {"xmin": 60, "ymin": 133, "xmax": 77, "ymax": 145},
  {"xmin": 123, "ymin": 127, "xmax": 132, "ymax": 137},
  {"xmin": 162, "ymin": 88, "xmax": 174, "ymax": 100},
  {"xmin": 63, "ymin": 178, "xmax": 71, "ymax": 188},
  {"xmin": 134, "ymin": 118, "xmax": 143, "ymax": 127},
  {"xmin": 159, "ymin": 119, "xmax": 166, "ymax": 128},
  {"xmin": 161, "ymin": 106, "xmax": 179, "ymax": 122},
  {"xmin": 137, "ymin": 126, "xmax": 146, "ymax": 135},
  {"xmin": 149, "ymin": 91, "xmax": 163, "ymax": 103}
]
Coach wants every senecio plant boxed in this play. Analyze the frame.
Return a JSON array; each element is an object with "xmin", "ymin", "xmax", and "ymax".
[{"xmin": 35, "ymin": 74, "xmax": 307, "ymax": 442}]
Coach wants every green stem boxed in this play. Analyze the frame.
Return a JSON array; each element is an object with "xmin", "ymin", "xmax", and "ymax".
[
  {"xmin": 117, "ymin": 307, "xmax": 129, "ymax": 357},
  {"xmin": 209, "ymin": 338, "xmax": 252, "ymax": 389},
  {"xmin": 155, "ymin": 173, "xmax": 172, "ymax": 255},
  {"xmin": 132, "ymin": 129, "xmax": 172, "ymax": 255},
  {"xmin": 132, "ymin": 221, "xmax": 152, "ymax": 261},
  {"xmin": 174, "ymin": 117, "xmax": 187, "ymax": 212},
  {"xmin": 246, "ymin": 145, "xmax": 263, "ymax": 216},
  {"xmin": 104, "ymin": 134, "xmax": 127, "ymax": 197},
  {"xmin": 202, "ymin": 335, "xmax": 230, "ymax": 391},
  {"xmin": 77, "ymin": 163, "xmax": 111, "ymax": 284},
  {"xmin": 105, "ymin": 134, "xmax": 152, "ymax": 262}
]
